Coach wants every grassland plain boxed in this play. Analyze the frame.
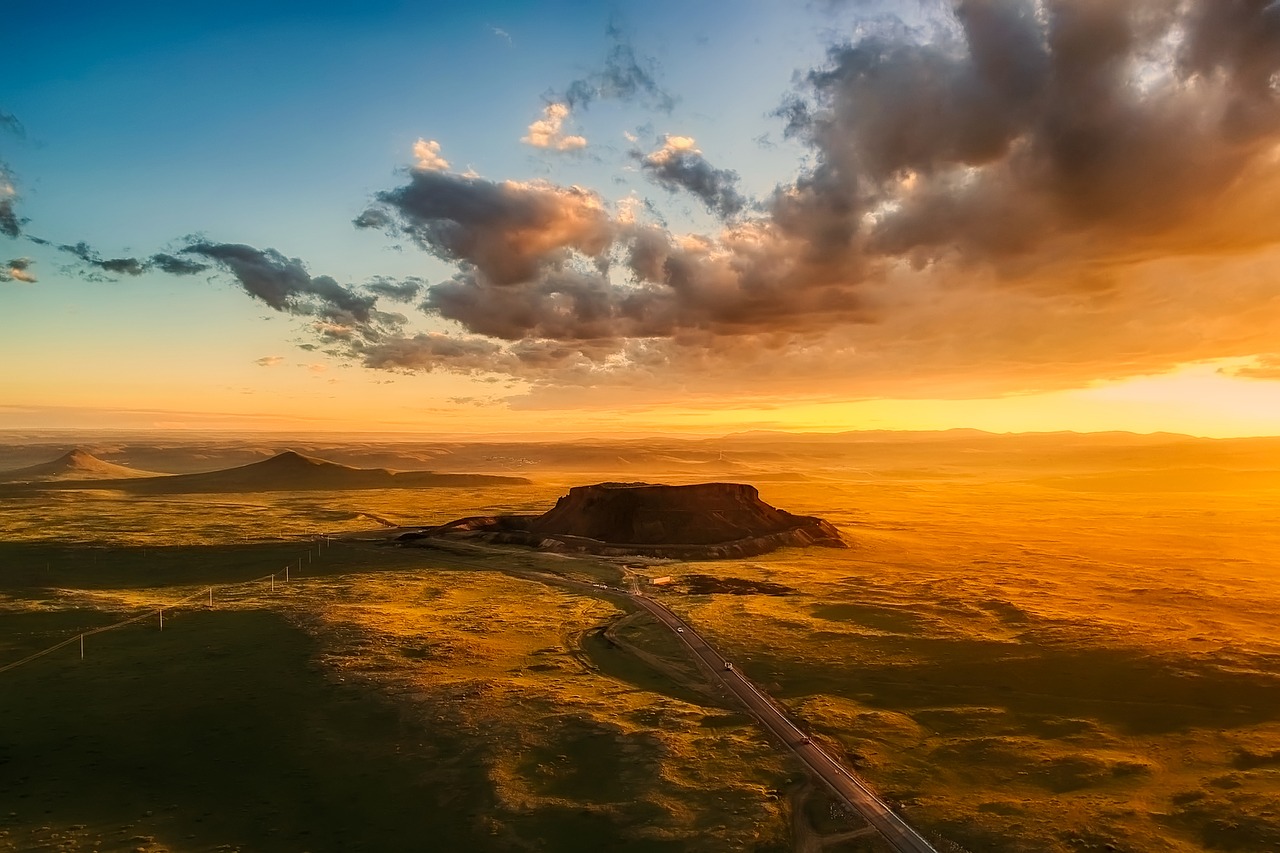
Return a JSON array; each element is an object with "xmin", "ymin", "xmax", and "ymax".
[
  {"xmin": 0, "ymin": 490, "xmax": 796, "ymax": 852},
  {"xmin": 2, "ymin": 457, "xmax": 1279, "ymax": 852},
  {"xmin": 645, "ymin": 477, "xmax": 1280, "ymax": 852}
]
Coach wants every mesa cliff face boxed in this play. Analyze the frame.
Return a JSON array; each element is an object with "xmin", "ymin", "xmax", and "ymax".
[{"xmin": 402, "ymin": 481, "xmax": 846, "ymax": 559}]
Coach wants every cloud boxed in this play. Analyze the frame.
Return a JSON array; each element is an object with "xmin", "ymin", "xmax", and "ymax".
[
  {"xmin": 0, "ymin": 111, "xmax": 23, "ymax": 138},
  {"xmin": 1, "ymin": 170, "xmax": 22, "ymax": 240},
  {"xmin": 184, "ymin": 242, "xmax": 378, "ymax": 324},
  {"xmin": 638, "ymin": 135, "xmax": 748, "ymax": 218},
  {"xmin": 1228, "ymin": 354, "xmax": 1280, "ymax": 381},
  {"xmin": 0, "ymin": 113, "xmax": 25, "ymax": 239},
  {"xmin": 148, "ymin": 252, "xmax": 210, "ymax": 276},
  {"xmin": 561, "ymin": 25, "xmax": 677, "ymax": 112},
  {"xmin": 343, "ymin": 0, "xmax": 1280, "ymax": 403},
  {"xmin": 490, "ymin": 26, "xmax": 513, "ymax": 46},
  {"xmin": 355, "ymin": 169, "xmax": 615, "ymax": 286},
  {"xmin": 781, "ymin": 0, "xmax": 1280, "ymax": 269},
  {"xmin": 356, "ymin": 332, "xmax": 504, "ymax": 372},
  {"xmin": 56, "ymin": 242, "xmax": 148, "ymax": 276},
  {"xmin": 522, "ymin": 103, "xmax": 588, "ymax": 151},
  {"xmin": 176, "ymin": 242, "xmax": 418, "ymax": 356},
  {"xmin": 0, "ymin": 197, "xmax": 20, "ymax": 239},
  {"xmin": 1, "ymin": 256, "xmax": 35, "ymax": 282},
  {"xmin": 412, "ymin": 138, "xmax": 450, "ymax": 172},
  {"xmin": 48, "ymin": 241, "xmax": 210, "ymax": 279},
  {"xmin": 255, "ymin": 355, "xmax": 285, "ymax": 367},
  {"xmin": 363, "ymin": 276, "xmax": 425, "ymax": 302}
]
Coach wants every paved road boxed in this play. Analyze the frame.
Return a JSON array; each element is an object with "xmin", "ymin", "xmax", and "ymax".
[
  {"xmin": 364, "ymin": 535, "xmax": 940, "ymax": 852},
  {"xmin": 624, "ymin": 591, "xmax": 941, "ymax": 853}
]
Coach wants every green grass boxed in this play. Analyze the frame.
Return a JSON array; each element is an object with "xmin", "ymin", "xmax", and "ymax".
[
  {"xmin": 0, "ymin": 531, "xmax": 795, "ymax": 852},
  {"xmin": 5, "ymin": 470, "xmax": 1280, "ymax": 851},
  {"xmin": 0, "ymin": 608, "xmax": 498, "ymax": 852}
]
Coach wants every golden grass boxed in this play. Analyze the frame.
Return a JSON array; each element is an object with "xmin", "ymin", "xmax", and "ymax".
[{"xmin": 2, "ymin": 447, "xmax": 1279, "ymax": 851}]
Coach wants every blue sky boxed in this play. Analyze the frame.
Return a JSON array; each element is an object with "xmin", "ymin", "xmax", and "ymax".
[
  {"xmin": 7, "ymin": 1, "xmax": 828, "ymax": 267},
  {"xmin": 4, "ymin": 1, "xmax": 1280, "ymax": 435}
]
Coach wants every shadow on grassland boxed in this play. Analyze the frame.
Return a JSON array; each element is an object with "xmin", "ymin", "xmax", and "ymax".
[
  {"xmin": 0, "ymin": 540, "xmax": 432, "ymax": 591},
  {"xmin": 0, "ymin": 609, "xmax": 500, "ymax": 852},
  {"xmin": 752, "ymin": 630, "xmax": 1280, "ymax": 735}
]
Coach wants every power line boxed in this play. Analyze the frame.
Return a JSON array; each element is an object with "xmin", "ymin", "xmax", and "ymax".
[{"xmin": 0, "ymin": 536, "xmax": 333, "ymax": 676}]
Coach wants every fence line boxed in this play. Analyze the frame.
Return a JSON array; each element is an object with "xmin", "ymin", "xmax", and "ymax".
[{"xmin": 0, "ymin": 535, "xmax": 335, "ymax": 676}]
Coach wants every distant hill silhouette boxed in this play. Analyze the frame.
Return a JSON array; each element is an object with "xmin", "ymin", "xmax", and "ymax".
[
  {"xmin": 403, "ymin": 481, "xmax": 845, "ymax": 559},
  {"xmin": 0, "ymin": 450, "xmax": 529, "ymax": 493},
  {"xmin": 0, "ymin": 449, "xmax": 160, "ymax": 483}
]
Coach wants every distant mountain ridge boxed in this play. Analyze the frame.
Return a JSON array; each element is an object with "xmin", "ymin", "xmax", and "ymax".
[
  {"xmin": 0, "ymin": 449, "xmax": 160, "ymax": 483},
  {"xmin": 0, "ymin": 449, "xmax": 529, "ymax": 493}
]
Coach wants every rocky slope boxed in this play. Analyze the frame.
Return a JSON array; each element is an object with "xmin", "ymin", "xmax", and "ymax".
[{"xmin": 402, "ymin": 481, "xmax": 846, "ymax": 558}]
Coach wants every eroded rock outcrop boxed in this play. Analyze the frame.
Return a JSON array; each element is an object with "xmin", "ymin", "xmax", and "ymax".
[{"xmin": 400, "ymin": 481, "xmax": 846, "ymax": 559}]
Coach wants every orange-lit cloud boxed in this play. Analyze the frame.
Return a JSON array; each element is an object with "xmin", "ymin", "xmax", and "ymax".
[
  {"xmin": 1228, "ymin": 354, "xmax": 1280, "ymax": 381},
  {"xmin": 27, "ymin": 1, "xmax": 1280, "ymax": 429},
  {"xmin": 2, "ymin": 256, "xmax": 35, "ymax": 282},
  {"xmin": 522, "ymin": 103, "xmax": 587, "ymax": 151},
  {"xmin": 341, "ymin": 0, "xmax": 1280, "ymax": 409},
  {"xmin": 411, "ymin": 138, "xmax": 450, "ymax": 171}
]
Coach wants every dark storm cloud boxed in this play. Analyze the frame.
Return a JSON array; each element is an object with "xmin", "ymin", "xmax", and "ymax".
[
  {"xmin": 561, "ymin": 25, "xmax": 677, "ymax": 112},
  {"xmin": 637, "ymin": 137, "xmax": 748, "ymax": 219}
]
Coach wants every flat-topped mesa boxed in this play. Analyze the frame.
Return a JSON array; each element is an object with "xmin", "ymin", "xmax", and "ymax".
[{"xmin": 402, "ymin": 481, "xmax": 847, "ymax": 559}]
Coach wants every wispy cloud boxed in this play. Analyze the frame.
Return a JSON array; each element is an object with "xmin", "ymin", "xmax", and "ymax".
[
  {"xmin": 559, "ymin": 24, "xmax": 676, "ymax": 112},
  {"xmin": 1227, "ymin": 355, "xmax": 1280, "ymax": 381},
  {"xmin": 0, "ymin": 112, "xmax": 26, "ymax": 239},
  {"xmin": 30, "ymin": 238, "xmax": 210, "ymax": 279},
  {"xmin": 0, "ymin": 181, "xmax": 20, "ymax": 239}
]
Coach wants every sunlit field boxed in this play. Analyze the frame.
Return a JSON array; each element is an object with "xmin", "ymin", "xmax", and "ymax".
[{"xmin": 2, "ymin": 434, "xmax": 1278, "ymax": 852}]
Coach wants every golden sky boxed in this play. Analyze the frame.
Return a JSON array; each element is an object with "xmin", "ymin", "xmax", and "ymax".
[{"xmin": 3, "ymin": 2, "xmax": 1279, "ymax": 436}]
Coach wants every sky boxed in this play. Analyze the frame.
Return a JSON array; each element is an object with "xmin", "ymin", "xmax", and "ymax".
[{"xmin": 3, "ymin": 0, "xmax": 1280, "ymax": 437}]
